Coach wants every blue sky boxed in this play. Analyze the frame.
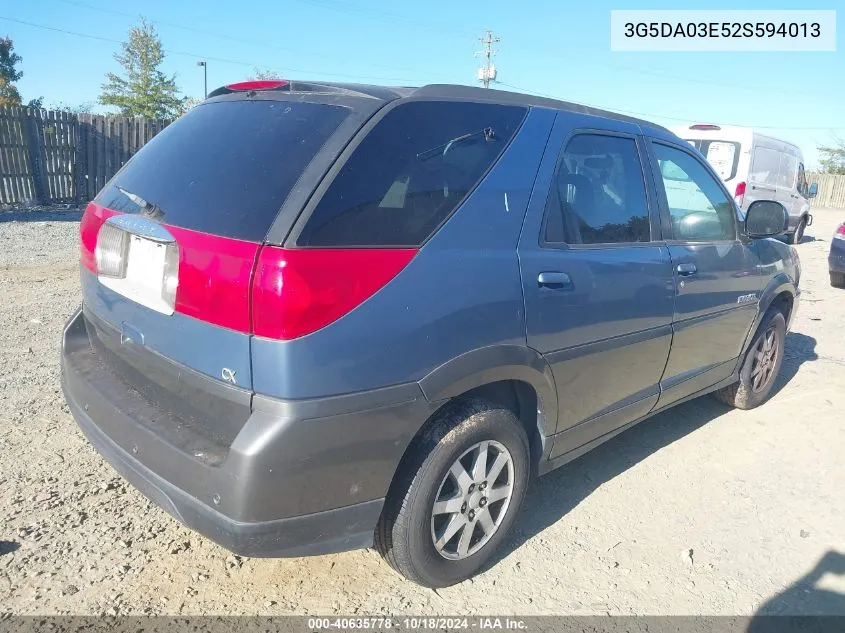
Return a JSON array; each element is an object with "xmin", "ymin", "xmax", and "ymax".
[{"xmin": 3, "ymin": 0, "xmax": 842, "ymax": 167}]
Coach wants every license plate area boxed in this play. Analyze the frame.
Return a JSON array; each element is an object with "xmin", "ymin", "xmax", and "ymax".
[{"xmin": 97, "ymin": 223, "xmax": 179, "ymax": 315}]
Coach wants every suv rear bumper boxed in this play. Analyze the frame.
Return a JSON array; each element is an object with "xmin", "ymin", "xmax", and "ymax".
[{"xmin": 61, "ymin": 307, "xmax": 436, "ymax": 557}]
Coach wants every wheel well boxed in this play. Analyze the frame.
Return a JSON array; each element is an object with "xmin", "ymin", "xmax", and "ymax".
[
  {"xmin": 769, "ymin": 291, "xmax": 794, "ymax": 323},
  {"xmin": 453, "ymin": 381, "xmax": 544, "ymax": 472},
  {"xmin": 391, "ymin": 380, "xmax": 546, "ymax": 490}
]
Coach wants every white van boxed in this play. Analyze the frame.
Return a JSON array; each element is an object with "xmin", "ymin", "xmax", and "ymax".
[{"xmin": 671, "ymin": 124, "xmax": 818, "ymax": 244}]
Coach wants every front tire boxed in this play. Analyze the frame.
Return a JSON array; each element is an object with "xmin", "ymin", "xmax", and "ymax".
[
  {"xmin": 714, "ymin": 310, "xmax": 786, "ymax": 409},
  {"xmin": 375, "ymin": 398, "xmax": 530, "ymax": 588},
  {"xmin": 787, "ymin": 217, "xmax": 806, "ymax": 244}
]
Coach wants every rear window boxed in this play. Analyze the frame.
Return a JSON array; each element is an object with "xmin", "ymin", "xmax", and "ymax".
[
  {"xmin": 684, "ymin": 139, "xmax": 740, "ymax": 181},
  {"xmin": 94, "ymin": 100, "xmax": 349, "ymax": 242},
  {"xmin": 296, "ymin": 100, "xmax": 527, "ymax": 247}
]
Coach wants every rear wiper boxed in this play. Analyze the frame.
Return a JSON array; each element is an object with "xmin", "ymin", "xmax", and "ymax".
[
  {"xmin": 116, "ymin": 186, "xmax": 166, "ymax": 221},
  {"xmin": 417, "ymin": 127, "xmax": 496, "ymax": 161}
]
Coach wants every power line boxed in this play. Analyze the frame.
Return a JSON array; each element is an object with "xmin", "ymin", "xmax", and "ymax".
[
  {"xmin": 54, "ymin": 0, "xmax": 426, "ymax": 75},
  {"xmin": 500, "ymin": 41, "xmax": 822, "ymax": 98},
  {"xmin": 288, "ymin": 0, "xmax": 477, "ymax": 39},
  {"xmin": 496, "ymin": 82, "xmax": 845, "ymax": 131},
  {"xmin": 0, "ymin": 15, "xmax": 423, "ymax": 84}
]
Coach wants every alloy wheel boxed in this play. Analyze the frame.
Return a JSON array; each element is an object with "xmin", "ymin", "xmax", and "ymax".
[
  {"xmin": 750, "ymin": 326, "xmax": 779, "ymax": 393},
  {"xmin": 430, "ymin": 440, "xmax": 515, "ymax": 560}
]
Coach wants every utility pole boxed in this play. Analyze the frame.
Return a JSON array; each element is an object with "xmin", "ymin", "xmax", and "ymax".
[{"xmin": 475, "ymin": 30, "xmax": 500, "ymax": 89}]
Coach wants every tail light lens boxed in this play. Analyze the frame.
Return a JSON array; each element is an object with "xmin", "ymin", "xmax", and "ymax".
[
  {"xmin": 835, "ymin": 223, "xmax": 845, "ymax": 240},
  {"xmin": 734, "ymin": 181, "xmax": 746, "ymax": 207},
  {"xmin": 252, "ymin": 247, "xmax": 417, "ymax": 340},
  {"xmin": 80, "ymin": 203, "xmax": 118, "ymax": 273},
  {"xmin": 94, "ymin": 223, "xmax": 130, "ymax": 278}
]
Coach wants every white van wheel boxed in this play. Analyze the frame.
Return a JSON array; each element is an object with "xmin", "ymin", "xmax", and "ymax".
[{"xmin": 788, "ymin": 217, "xmax": 806, "ymax": 245}]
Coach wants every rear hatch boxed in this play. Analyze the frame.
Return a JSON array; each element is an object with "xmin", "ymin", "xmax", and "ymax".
[{"xmin": 77, "ymin": 87, "xmax": 384, "ymax": 447}]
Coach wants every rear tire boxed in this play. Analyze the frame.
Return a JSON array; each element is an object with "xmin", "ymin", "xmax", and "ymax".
[
  {"xmin": 831, "ymin": 272, "xmax": 845, "ymax": 288},
  {"xmin": 375, "ymin": 398, "xmax": 530, "ymax": 588},
  {"xmin": 714, "ymin": 310, "xmax": 786, "ymax": 410}
]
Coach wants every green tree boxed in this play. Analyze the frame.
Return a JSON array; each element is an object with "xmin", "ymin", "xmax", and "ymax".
[
  {"xmin": 818, "ymin": 139, "xmax": 845, "ymax": 175},
  {"xmin": 249, "ymin": 67, "xmax": 283, "ymax": 80},
  {"xmin": 99, "ymin": 18, "xmax": 186, "ymax": 119},
  {"xmin": 50, "ymin": 101, "xmax": 96, "ymax": 114},
  {"xmin": 0, "ymin": 36, "xmax": 23, "ymax": 106}
]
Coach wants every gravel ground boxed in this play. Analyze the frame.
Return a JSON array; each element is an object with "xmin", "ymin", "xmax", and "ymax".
[{"xmin": 1, "ymin": 206, "xmax": 844, "ymax": 616}]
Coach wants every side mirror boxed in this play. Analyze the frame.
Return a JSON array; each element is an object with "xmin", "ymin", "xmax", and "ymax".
[
  {"xmin": 808, "ymin": 182, "xmax": 818, "ymax": 198},
  {"xmin": 745, "ymin": 200, "xmax": 789, "ymax": 238}
]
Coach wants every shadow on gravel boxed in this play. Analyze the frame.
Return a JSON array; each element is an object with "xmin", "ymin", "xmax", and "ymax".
[
  {"xmin": 496, "ymin": 331, "xmax": 819, "ymax": 564},
  {"xmin": 0, "ymin": 210, "xmax": 83, "ymax": 223},
  {"xmin": 747, "ymin": 550, "xmax": 845, "ymax": 623},
  {"xmin": 771, "ymin": 332, "xmax": 819, "ymax": 399},
  {"xmin": 0, "ymin": 540, "xmax": 20, "ymax": 555}
]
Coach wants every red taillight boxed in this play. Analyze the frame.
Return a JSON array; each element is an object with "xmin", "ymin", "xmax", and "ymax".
[
  {"xmin": 225, "ymin": 80, "xmax": 288, "ymax": 91},
  {"xmin": 169, "ymin": 226, "xmax": 261, "ymax": 332},
  {"xmin": 835, "ymin": 223, "xmax": 845, "ymax": 239},
  {"xmin": 690, "ymin": 124, "xmax": 721, "ymax": 131},
  {"xmin": 734, "ymin": 181, "xmax": 746, "ymax": 206},
  {"xmin": 79, "ymin": 202, "xmax": 118, "ymax": 273},
  {"xmin": 252, "ymin": 247, "xmax": 417, "ymax": 340}
]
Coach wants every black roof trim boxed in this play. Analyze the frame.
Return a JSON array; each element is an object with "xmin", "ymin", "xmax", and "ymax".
[{"xmin": 410, "ymin": 84, "xmax": 663, "ymax": 129}]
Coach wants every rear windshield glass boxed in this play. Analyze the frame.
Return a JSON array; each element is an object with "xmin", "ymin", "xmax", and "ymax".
[
  {"xmin": 94, "ymin": 100, "xmax": 349, "ymax": 242},
  {"xmin": 296, "ymin": 100, "xmax": 527, "ymax": 247},
  {"xmin": 684, "ymin": 139, "xmax": 740, "ymax": 181}
]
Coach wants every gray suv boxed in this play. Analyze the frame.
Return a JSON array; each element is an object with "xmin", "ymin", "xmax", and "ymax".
[{"xmin": 61, "ymin": 81, "xmax": 800, "ymax": 588}]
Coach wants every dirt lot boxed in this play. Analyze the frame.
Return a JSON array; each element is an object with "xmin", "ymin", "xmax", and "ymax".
[{"xmin": 1, "ymin": 206, "xmax": 844, "ymax": 617}]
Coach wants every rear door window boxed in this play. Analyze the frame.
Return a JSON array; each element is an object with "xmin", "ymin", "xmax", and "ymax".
[
  {"xmin": 683, "ymin": 139, "xmax": 740, "ymax": 181},
  {"xmin": 94, "ymin": 100, "xmax": 350, "ymax": 242},
  {"xmin": 295, "ymin": 101, "xmax": 527, "ymax": 247},
  {"xmin": 543, "ymin": 133, "xmax": 651, "ymax": 245}
]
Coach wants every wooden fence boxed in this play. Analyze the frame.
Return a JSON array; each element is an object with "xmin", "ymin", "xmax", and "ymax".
[
  {"xmin": 808, "ymin": 172, "xmax": 845, "ymax": 209},
  {"xmin": 0, "ymin": 105, "xmax": 169, "ymax": 206}
]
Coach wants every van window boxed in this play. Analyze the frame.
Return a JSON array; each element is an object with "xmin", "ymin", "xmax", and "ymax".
[
  {"xmin": 653, "ymin": 143, "xmax": 736, "ymax": 242},
  {"xmin": 94, "ymin": 100, "xmax": 350, "ymax": 242},
  {"xmin": 797, "ymin": 163, "xmax": 808, "ymax": 196},
  {"xmin": 544, "ymin": 134, "xmax": 650, "ymax": 245},
  {"xmin": 778, "ymin": 153, "xmax": 798, "ymax": 190},
  {"xmin": 685, "ymin": 139, "xmax": 740, "ymax": 181},
  {"xmin": 750, "ymin": 147, "xmax": 780, "ymax": 187},
  {"xmin": 297, "ymin": 101, "xmax": 527, "ymax": 247}
]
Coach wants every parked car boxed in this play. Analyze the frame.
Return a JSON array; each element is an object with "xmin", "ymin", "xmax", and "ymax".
[
  {"xmin": 673, "ymin": 124, "xmax": 818, "ymax": 244},
  {"xmin": 62, "ymin": 81, "xmax": 801, "ymax": 588},
  {"xmin": 830, "ymin": 221, "xmax": 845, "ymax": 287}
]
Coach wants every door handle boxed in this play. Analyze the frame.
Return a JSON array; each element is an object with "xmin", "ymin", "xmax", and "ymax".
[
  {"xmin": 676, "ymin": 263, "xmax": 697, "ymax": 276},
  {"xmin": 537, "ymin": 271, "xmax": 572, "ymax": 288}
]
